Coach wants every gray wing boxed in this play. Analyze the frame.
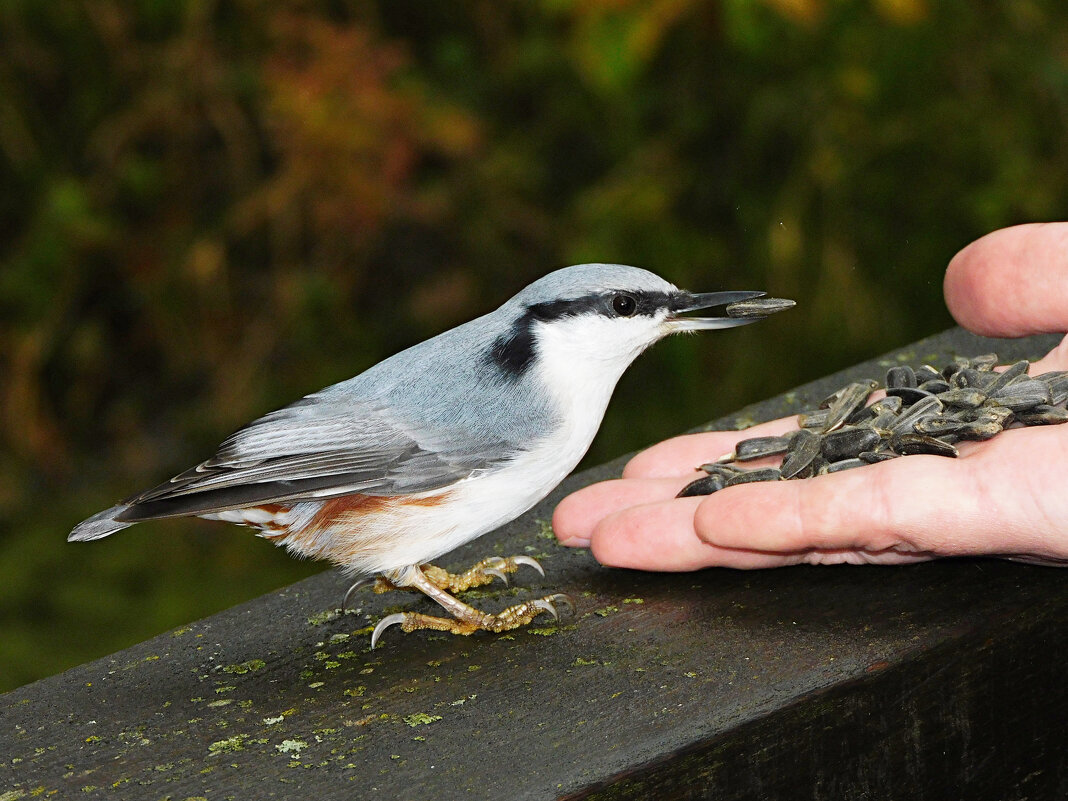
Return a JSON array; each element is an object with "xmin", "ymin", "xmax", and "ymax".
[{"xmin": 113, "ymin": 395, "xmax": 510, "ymax": 522}]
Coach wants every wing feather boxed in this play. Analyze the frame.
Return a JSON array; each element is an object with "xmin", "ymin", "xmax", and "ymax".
[{"xmin": 116, "ymin": 396, "xmax": 510, "ymax": 521}]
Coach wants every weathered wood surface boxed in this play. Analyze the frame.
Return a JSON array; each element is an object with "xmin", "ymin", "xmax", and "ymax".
[{"xmin": 3, "ymin": 328, "xmax": 1067, "ymax": 800}]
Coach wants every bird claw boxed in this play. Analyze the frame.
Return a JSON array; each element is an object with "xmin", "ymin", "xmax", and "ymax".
[
  {"xmin": 527, "ymin": 593, "xmax": 576, "ymax": 622},
  {"xmin": 511, "ymin": 555, "xmax": 546, "ymax": 577},
  {"xmin": 530, "ymin": 598, "xmax": 558, "ymax": 620},
  {"xmin": 545, "ymin": 593, "xmax": 576, "ymax": 618},
  {"xmin": 341, "ymin": 576, "xmax": 376, "ymax": 612},
  {"xmin": 478, "ymin": 555, "xmax": 543, "ymax": 586},
  {"xmin": 370, "ymin": 612, "xmax": 408, "ymax": 649}
]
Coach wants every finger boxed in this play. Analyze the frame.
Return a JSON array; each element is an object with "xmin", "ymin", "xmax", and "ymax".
[
  {"xmin": 585, "ymin": 498, "xmax": 941, "ymax": 570},
  {"xmin": 1029, "ymin": 333, "xmax": 1068, "ymax": 373},
  {"xmin": 552, "ymin": 477, "xmax": 690, "ymax": 546},
  {"xmin": 694, "ymin": 426, "xmax": 1064, "ymax": 558},
  {"xmin": 623, "ymin": 416, "xmax": 801, "ymax": 479},
  {"xmin": 944, "ymin": 222, "xmax": 1068, "ymax": 337},
  {"xmin": 587, "ymin": 497, "xmax": 809, "ymax": 571},
  {"xmin": 693, "ymin": 454, "xmax": 984, "ymax": 555}
]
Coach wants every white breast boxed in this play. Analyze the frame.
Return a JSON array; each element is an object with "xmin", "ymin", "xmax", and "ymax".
[{"xmin": 353, "ymin": 388, "xmax": 614, "ymax": 573}]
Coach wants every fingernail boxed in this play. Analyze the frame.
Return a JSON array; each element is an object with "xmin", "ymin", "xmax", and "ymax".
[{"xmin": 556, "ymin": 536, "xmax": 590, "ymax": 548}]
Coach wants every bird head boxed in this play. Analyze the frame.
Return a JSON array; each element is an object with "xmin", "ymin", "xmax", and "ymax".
[{"xmin": 488, "ymin": 264, "xmax": 766, "ymax": 383}]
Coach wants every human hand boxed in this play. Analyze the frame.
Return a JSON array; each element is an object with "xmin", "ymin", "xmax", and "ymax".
[{"xmin": 553, "ymin": 222, "xmax": 1068, "ymax": 570}]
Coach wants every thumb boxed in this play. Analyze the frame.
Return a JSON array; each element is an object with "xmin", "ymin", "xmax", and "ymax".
[{"xmin": 944, "ymin": 223, "xmax": 1068, "ymax": 337}]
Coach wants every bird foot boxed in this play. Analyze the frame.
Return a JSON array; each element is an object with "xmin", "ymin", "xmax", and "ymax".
[
  {"xmin": 371, "ymin": 593, "xmax": 575, "ymax": 648},
  {"xmin": 420, "ymin": 555, "xmax": 545, "ymax": 592},
  {"xmin": 340, "ymin": 555, "xmax": 544, "ymax": 611}
]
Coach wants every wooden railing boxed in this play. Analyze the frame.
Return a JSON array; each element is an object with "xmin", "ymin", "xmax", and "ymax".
[{"xmin": 3, "ymin": 328, "xmax": 1067, "ymax": 800}]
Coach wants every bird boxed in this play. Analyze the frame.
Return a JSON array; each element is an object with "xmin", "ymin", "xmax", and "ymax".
[{"xmin": 70, "ymin": 264, "xmax": 771, "ymax": 646}]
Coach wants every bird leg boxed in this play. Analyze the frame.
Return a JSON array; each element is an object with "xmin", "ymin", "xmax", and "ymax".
[
  {"xmin": 342, "ymin": 555, "xmax": 544, "ymax": 610},
  {"xmin": 369, "ymin": 564, "xmax": 574, "ymax": 647}
]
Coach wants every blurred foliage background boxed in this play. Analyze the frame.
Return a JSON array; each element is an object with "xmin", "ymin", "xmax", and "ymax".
[{"xmin": 2, "ymin": 0, "xmax": 1067, "ymax": 692}]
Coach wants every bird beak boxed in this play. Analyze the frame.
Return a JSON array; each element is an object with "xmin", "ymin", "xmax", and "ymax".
[{"xmin": 664, "ymin": 290, "xmax": 767, "ymax": 333}]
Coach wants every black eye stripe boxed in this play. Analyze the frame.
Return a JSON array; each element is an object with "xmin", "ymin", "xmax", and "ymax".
[
  {"xmin": 489, "ymin": 290, "xmax": 677, "ymax": 377},
  {"xmin": 525, "ymin": 291, "xmax": 673, "ymax": 322}
]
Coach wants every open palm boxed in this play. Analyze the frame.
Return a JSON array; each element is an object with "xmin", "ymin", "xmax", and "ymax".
[{"xmin": 554, "ymin": 223, "xmax": 1068, "ymax": 571}]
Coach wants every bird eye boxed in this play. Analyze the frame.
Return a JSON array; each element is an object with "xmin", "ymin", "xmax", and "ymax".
[{"xmin": 612, "ymin": 293, "xmax": 638, "ymax": 317}]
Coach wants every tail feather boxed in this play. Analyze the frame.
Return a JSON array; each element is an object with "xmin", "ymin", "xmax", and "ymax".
[{"xmin": 68, "ymin": 505, "xmax": 135, "ymax": 542}]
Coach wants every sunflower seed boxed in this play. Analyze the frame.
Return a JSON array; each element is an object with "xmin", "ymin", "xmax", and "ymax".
[
  {"xmin": 914, "ymin": 365, "xmax": 944, "ymax": 384},
  {"xmin": 959, "ymin": 405, "xmax": 1014, "ymax": 427},
  {"xmin": 941, "ymin": 361, "xmax": 966, "ymax": 381},
  {"xmin": 725, "ymin": 297, "xmax": 797, "ymax": 318},
  {"xmin": 845, "ymin": 403, "xmax": 878, "ymax": 425},
  {"xmin": 823, "ymin": 380, "xmax": 878, "ymax": 432},
  {"xmin": 859, "ymin": 450, "xmax": 900, "ymax": 463},
  {"xmin": 820, "ymin": 427, "xmax": 882, "ymax": 462},
  {"xmin": 886, "ymin": 386, "xmax": 935, "ymax": 405},
  {"xmin": 869, "ymin": 396, "xmax": 903, "ymax": 415},
  {"xmin": 889, "ymin": 394, "xmax": 944, "ymax": 434},
  {"xmin": 886, "ymin": 366, "xmax": 917, "ymax": 389},
  {"xmin": 938, "ymin": 387, "xmax": 987, "ymax": 408},
  {"xmin": 919, "ymin": 378, "xmax": 952, "ymax": 394},
  {"xmin": 725, "ymin": 467, "xmax": 782, "ymax": 485},
  {"xmin": 733, "ymin": 435, "xmax": 793, "ymax": 461},
  {"xmin": 677, "ymin": 474, "xmax": 728, "ymax": 498},
  {"xmin": 824, "ymin": 458, "xmax": 867, "ymax": 473},
  {"xmin": 989, "ymin": 378, "xmax": 1051, "ymax": 411},
  {"xmin": 955, "ymin": 368, "xmax": 997, "ymax": 390},
  {"xmin": 1015, "ymin": 405, "xmax": 1068, "ymax": 426},
  {"xmin": 913, "ymin": 416, "xmax": 965, "ymax": 437},
  {"xmin": 984, "ymin": 359, "xmax": 1030, "ymax": 395},
  {"xmin": 870, "ymin": 411, "xmax": 900, "ymax": 431},
  {"xmin": 1036, "ymin": 371, "xmax": 1068, "ymax": 405},
  {"xmin": 955, "ymin": 419, "xmax": 1003, "ymax": 441},
  {"xmin": 698, "ymin": 463, "xmax": 744, "ymax": 478},
  {"xmin": 798, "ymin": 408, "xmax": 831, "ymax": 429},
  {"xmin": 780, "ymin": 428, "xmax": 822, "ymax": 479},
  {"xmin": 889, "ymin": 433, "xmax": 958, "ymax": 457}
]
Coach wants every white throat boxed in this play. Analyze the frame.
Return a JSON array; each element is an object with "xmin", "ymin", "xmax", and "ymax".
[{"xmin": 529, "ymin": 313, "xmax": 663, "ymax": 477}]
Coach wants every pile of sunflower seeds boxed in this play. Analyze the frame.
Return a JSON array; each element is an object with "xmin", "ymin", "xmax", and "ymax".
[{"xmin": 678, "ymin": 355, "xmax": 1068, "ymax": 498}]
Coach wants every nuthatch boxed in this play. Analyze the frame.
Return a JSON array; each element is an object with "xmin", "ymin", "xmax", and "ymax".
[{"xmin": 70, "ymin": 264, "xmax": 771, "ymax": 646}]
